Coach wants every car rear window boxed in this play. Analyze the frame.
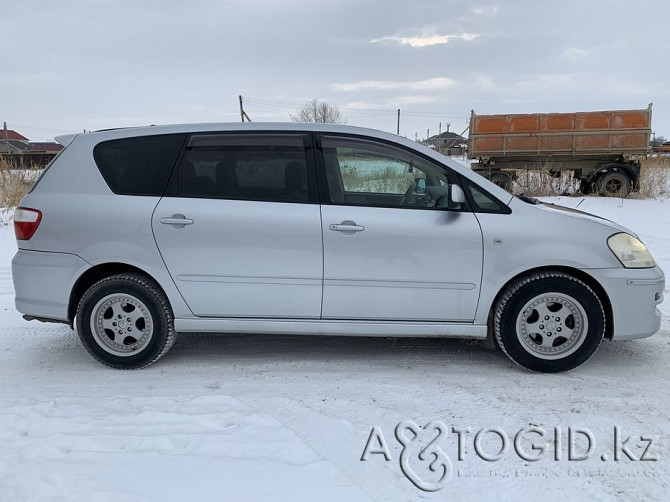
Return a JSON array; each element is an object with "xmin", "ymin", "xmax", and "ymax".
[{"xmin": 93, "ymin": 133, "xmax": 187, "ymax": 196}]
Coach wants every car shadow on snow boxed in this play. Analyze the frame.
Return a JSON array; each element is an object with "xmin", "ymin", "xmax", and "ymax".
[
  {"xmin": 167, "ymin": 332, "xmax": 508, "ymax": 368},
  {"xmin": 157, "ymin": 331, "xmax": 668, "ymax": 375},
  {"xmin": 12, "ymin": 326, "xmax": 668, "ymax": 376}
]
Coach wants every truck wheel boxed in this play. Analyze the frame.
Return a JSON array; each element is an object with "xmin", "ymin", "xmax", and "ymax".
[
  {"xmin": 494, "ymin": 272, "xmax": 605, "ymax": 373},
  {"xmin": 489, "ymin": 173, "xmax": 512, "ymax": 191},
  {"xmin": 76, "ymin": 273, "xmax": 177, "ymax": 369},
  {"xmin": 596, "ymin": 171, "xmax": 631, "ymax": 197}
]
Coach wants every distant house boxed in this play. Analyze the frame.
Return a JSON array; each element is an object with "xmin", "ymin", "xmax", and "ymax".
[
  {"xmin": 1, "ymin": 130, "xmax": 29, "ymax": 142},
  {"xmin": 27, "ymin": 141, "xmax": 64, "ymax": 153},
  {"xmin": 1, "ymin": 129, "xmax": 63, "ymax": 167},
  {"xmin": 423, "ymin": 131, "xmax": 467, "ymax": 156}
]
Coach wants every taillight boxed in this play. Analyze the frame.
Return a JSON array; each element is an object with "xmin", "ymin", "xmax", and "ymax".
[{"xmin": 14, "ymin": 207, "xmax": 42, "ymax": 240}]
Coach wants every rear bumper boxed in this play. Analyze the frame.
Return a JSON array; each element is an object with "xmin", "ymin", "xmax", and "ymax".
[
  {"xmin": 12, "ymin": 249, "xmax": 90, "ymax": 322},
  {"xmin": 586, "ymin": 266, "xmax": 665, "ymax": 340}
]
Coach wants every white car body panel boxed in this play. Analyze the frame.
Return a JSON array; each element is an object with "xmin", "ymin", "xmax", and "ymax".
[
  {"xmin": 152, "ymin": 198, "xmax": 323, "ymax": 318},
  {"xmin": 320, "ymin": 204, "xmax": 483, "ymax": 321}
]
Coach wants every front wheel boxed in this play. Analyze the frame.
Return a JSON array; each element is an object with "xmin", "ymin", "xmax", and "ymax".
[
  {"xmin": 494, "ymin": 272, "xmax": 605, "ymax": 372},
  {"xmin": 76, "ymin": 273, "xmax": 176, "ymax": 369}
]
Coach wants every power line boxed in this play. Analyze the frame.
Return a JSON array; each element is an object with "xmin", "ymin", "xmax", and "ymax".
[{"xmin": 243, "ymin": 96, "xmax": 466, "ymax": 119}]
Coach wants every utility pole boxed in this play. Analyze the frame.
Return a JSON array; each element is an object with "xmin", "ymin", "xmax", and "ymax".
[
  {"xmin": 396, "ymin": 109, "xmax": 400, "ymax": 135},
  {"xmin": 439, "ymin": 122, "xmax": 442, "ymax": 136},
  {"xmin": 238, "ymin": 95, "xmax": 251, "ymax": 122},
  {"xmin": 3, "ymin": 122, "xmax": 8, "ymax": 148}
]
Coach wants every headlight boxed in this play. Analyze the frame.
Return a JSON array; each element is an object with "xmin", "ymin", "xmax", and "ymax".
[{"xmin": 607, "ymin": 233, "xmax": 656, "ymax": 268}]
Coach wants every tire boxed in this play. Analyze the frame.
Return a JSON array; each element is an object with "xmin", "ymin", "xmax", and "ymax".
[
  {"xmin": 596, "ymin": 171, "xmax": 631, "ymax": 197},
  {"xmin": 489, "ymin": 172, "xmax": 512, "ymax": 191},
  {"xmin": 494, "ymin": 272, "xmax": 605, "ymax": 373},
  {"xmin": 76, "ymin": 273, "xmax": 176, "ymax": 369}
]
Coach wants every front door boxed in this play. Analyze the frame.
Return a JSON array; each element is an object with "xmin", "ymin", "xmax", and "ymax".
[{"xmin": 317, "ymin": 135, "xmax": 483, "ymax": 321}]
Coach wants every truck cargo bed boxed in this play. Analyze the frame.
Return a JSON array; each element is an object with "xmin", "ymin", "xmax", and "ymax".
[{"xmin": 469, "ymin": 106, "xmax": 652, "ymax": 159}]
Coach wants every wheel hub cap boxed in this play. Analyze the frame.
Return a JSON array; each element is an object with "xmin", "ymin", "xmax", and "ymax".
[
  {"xmin": 90, "ymin": 294, "xmax": 154, "ymax": 357},
  {"xmin": 515, "ymin": 293, "xmax": 588, "ymax": 360}
]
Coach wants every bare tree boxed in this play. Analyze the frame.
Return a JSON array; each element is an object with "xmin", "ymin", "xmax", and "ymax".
[
  {"xmin": 650, "ymin": 135, "xmax": 667, "ymax": 147},
  {"xmin": 290, "ymin": 99, "xmax": 347, "ymax": 124}
]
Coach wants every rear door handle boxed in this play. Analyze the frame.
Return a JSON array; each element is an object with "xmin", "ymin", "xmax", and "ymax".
[
  {"xmin": 329, "ymin": 220, "xmax": 365, "ymax": 234},
  {"xmin": 160, "ymin": 214, "xmax": 194, "ymax": 228}
]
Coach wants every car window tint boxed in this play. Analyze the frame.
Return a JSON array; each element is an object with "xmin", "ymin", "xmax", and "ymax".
[
  {"xmin": 93, "ymin": 134, "xmax": 187, "ymax": 196},
  {"xmin": 174, "ymin": 134, "xmax": 310, "ymax": 202},
  {"xmin": 320, "ymin": 136, "xmax": 450, "ymax": 209},
  {"xmin": 461, "ymin": 178, "xmax": 510, "ymax": 213}
]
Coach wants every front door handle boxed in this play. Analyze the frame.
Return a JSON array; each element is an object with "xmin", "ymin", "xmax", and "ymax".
[
  {"xmin": 329, "ymin": 220, "xmax": 365, "ymax": 234},
  {"xmin": 160, "ymin": 214, "xmax": 194, "ymax": 228}
]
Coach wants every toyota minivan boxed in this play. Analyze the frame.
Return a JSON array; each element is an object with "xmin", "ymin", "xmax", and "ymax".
[{"xmin": 12, "ymin": 123, "xmax": 665, "ymax": 372}]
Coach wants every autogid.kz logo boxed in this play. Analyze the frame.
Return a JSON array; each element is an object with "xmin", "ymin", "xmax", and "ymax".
[{"xmin": 360, "ymin": 422, "xmax": 659, "ymax": 492}]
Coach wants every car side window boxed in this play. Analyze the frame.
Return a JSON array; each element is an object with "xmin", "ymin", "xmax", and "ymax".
[
  {"xmin": 460, "ymin": 177, "xmax": 511, "ymax": 213},
  {"xmin": 93, "ymin": 134, "xmax": 187, "ymax": 196},
  {"xmin": 320, "ymin": 136, "xmax": 452, "ymax": 209},
  {"xmin": 170, "ymin": 134, "xmax": 313, "ymax": 203}
]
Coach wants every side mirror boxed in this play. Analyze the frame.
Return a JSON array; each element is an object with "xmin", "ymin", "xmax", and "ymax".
[{"xmin": 448, "ymin": 184, "xmax": 466, "ymax": 210}]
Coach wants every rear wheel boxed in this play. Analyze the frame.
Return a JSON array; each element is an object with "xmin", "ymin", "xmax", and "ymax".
[
  {"xmin": 596, "ymin": 171, "xmax": 631, "ymax": 197},
  {"xmin": 76, "ymin": 273, "xmax": 176, "ymax": 369},
  {"xmin": 494, "ymin": 272, "xmax": 605, "ymax": 372}
]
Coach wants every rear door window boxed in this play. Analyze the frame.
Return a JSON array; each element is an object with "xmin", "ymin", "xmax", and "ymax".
[{"xmin": 168, "ymin": 133, "xmax": 316, "ymax": 203}]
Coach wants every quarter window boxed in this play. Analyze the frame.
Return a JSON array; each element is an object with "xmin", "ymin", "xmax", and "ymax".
[
  {"xmin": 93, "ymin": 134, "xmax": 187, "ymax": 196},
  {"xmin": 460, "ymin": 177, "xmax": 511, "ymax": 213}
]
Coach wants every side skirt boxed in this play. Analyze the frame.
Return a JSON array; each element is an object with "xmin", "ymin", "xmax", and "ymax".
[{"xmin": 174, "ymin": 318, "xmax": 488, "ymax": 339}]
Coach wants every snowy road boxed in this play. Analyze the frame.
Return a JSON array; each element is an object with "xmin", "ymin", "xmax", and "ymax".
[{"xmin": 1, "ymin": 197, "xmax": 668, "ymax": 501}]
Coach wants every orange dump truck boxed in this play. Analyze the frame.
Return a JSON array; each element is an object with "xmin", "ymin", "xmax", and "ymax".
[{"xmin": 468, "ymin": 105, "xmax": 652, "ymax": 195}]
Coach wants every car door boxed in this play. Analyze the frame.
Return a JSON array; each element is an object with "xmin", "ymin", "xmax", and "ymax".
[
  {"xmin": 152, "ymin": 133, "xmax": 323, "ymax": 318},
  {"xmin": 317, "ymin": 135, "xmax": 483, "ymax": 321}
]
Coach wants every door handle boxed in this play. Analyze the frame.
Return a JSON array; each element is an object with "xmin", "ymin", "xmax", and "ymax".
[
  {"xmin": 160, "ymin": 214, "xmax": 194, "ymax": 228},
  {"xmin": 329, "ymin": 220, "xmax": 365, "ymax": 234}
]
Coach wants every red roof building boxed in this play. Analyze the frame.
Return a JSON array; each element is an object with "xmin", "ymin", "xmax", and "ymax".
[
  {"xmin": 1, "ymin": 129, "xmax": 29, "ymax": 142},
  {"xmin": 28, "ymin": 142, "xmax": 64, "ymax": 153},
  {"xmin": 1, "ymin": 128, "xmax": 62, "ymax": 166}
]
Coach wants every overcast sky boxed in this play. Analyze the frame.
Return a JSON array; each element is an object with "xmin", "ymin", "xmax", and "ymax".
[{"xmin": 2, "ymin": 0, "xmax": 669, "ymax": 142}]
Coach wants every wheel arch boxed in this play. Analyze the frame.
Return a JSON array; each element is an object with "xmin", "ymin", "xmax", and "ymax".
[
  {"xmin": 486, "ymin": 266, "xmax": 614, "ymax": 343},
  {"xmin": 68, "ymin": 263, "xmax": 167, "ymax": 327},
  {"xmin": 596, "ymin": 162, "xmax": 639, "ymax": 182}
]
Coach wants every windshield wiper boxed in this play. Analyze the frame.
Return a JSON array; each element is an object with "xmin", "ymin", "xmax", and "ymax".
[{"xmin": 517, "ymin": 193, "xmax": 541, "ymax": 205}]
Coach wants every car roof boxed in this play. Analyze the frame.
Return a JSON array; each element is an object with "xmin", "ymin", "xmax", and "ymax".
[{"xmin": 88, "ymin": 122, "xmax": 394, "ymax": 140}]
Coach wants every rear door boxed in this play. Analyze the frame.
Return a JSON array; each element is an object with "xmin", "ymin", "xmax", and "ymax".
[
  {"xmin": 152, "ymin": 133, "xmax": 323, "ymax": 318},
  {"xmin": 317, "ymin": 135, "xmax": 483, "ymax": 321}
]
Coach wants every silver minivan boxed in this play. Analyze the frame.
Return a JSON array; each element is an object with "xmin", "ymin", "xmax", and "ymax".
[{"xmin": 12, "ymin": 123, "xmax": 665, "ymax": 372}]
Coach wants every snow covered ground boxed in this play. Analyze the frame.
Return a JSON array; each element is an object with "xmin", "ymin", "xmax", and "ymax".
[{"xmin": 0, "ymin": 197, "xmax": 668, "ymax": 501}]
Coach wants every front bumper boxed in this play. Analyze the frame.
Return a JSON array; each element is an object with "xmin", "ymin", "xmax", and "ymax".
[
  {"xmin": 12, "ymin": 249, "xmax": 90, "ymax": 322},
  {"xmin": 585, "ymin": 266, "xmax": 665, "ymax": 340}
]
